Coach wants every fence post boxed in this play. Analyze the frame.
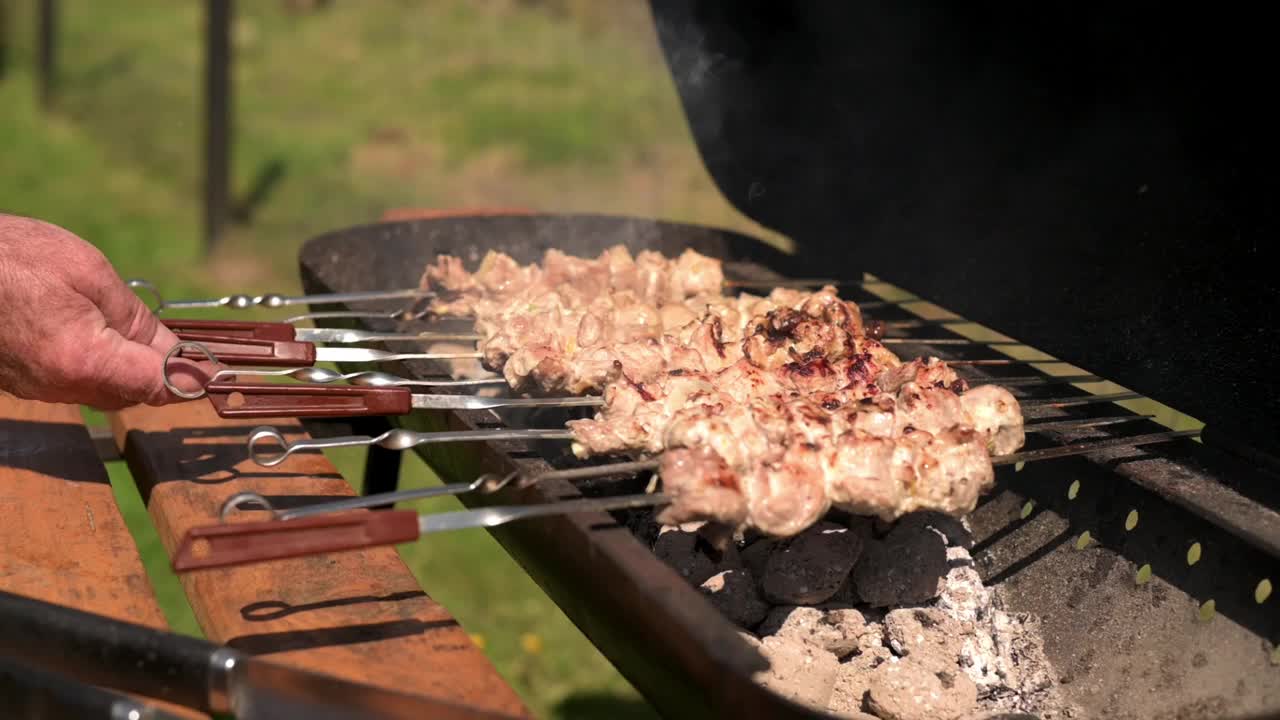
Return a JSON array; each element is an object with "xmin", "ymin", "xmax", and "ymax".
[
  {"xmin": 202, "ymin": 0, "xmax": 233, "ymax": 255},
  {"xmin": 0, "ymin": 0, "xmax": 9, "ymax": 81},
  {"xmin": 36, "ymin": 0, "xmax": 57, "ymax": 108}
]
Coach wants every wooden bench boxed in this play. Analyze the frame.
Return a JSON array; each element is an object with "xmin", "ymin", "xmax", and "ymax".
[{"xmin": 0, "ymin": 390, "xmax": 529, "ymax": 717}]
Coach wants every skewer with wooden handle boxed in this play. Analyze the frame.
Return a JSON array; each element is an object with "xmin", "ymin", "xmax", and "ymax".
[
  {"xmin": 201, "ymin": 383, "xmax": 601, "ymax": 419},
  {"xmin": 233, "ymin": 412, "xmax": 1150, "ymax": 514},
  {"xmin": 171, "ymin": 493, "xmax": 668, "ymax": 572},
  {"xmin": 165, "ymin": 336, "xmax": 482, "ymax": 369}
]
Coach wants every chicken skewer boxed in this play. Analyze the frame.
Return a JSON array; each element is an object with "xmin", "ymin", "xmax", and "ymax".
[
  {"xmin": 230, "ymin": 413, "xmax": 1153, "ymax": 519},
  {"xmin": 243, "ymin": 404, "xmax": 1136, "ymax": 468},
  {"xmin": 237, "ymin": 366, "xmax": 1142, "ymax": 537},
  {"xmin": 176, "ymin": 427, "xmax": 1199, "ymax": 573}
]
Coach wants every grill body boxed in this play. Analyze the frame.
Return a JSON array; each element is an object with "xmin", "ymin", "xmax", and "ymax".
[{"xmin": 300, "ymin": 215, "xmax": 1280, "ymax": 720}]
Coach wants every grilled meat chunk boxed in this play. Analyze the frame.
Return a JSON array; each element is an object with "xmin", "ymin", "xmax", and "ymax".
[
  {"xmin": 656, "ymin": 447, "xmax": 748, "ymax": 527},
  {"xmin": 960, "ymin": 384, "xmax": 1026, "ymax": 455},
  {"xmin": 421, "ymin": 245, "xmax": 1024, "ymax": 535}
]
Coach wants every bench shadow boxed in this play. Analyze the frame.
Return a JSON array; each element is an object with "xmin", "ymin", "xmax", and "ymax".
[
  {"xmin": 120, "ymin": 425, "xmax": 345, "ymax": 501},
  {"xmin": 553, "ymin": 692, "xmax": 660, "ymax": 720},
  {"xmin": 241, "ymin": 590, "xmax": 429, "ymax": 622},
  {"xmin": 226, "ymin": 618, "xmax": 455, "ymax": 654},
  {"xmin": 0, "ymin": 419, "xmax": 109, "ymax": 484}
]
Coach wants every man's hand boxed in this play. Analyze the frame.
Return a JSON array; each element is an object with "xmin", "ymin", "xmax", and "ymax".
[{"xmin": 0, "ymin": 214, "xmax": 200, "ymax": 409}]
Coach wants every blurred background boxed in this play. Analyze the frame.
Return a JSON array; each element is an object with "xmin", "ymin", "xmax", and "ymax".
[{"xmin": 0, "ymin": 1, "xmax": 788, "ymax": 717}]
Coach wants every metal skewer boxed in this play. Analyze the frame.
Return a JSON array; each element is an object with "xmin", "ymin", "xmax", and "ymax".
[
  {"xmin": 194, "ymin": 366, "xmax": 507, "ymax": 389},
  {"xmin": 879, "ymin": 338, "xmax": 1022, "ymax": 347},
  {"xmin": 1022, "ymin": 391, "xmax": 1142, "ymax": 407},
  {"xmin": 131, "ymin": 279, "xmax": 431, "ymax": 314},
  {"xmin": 946, "ymin": 358, "xmax": 1056, "ymax": 367},
  {"xmin": 285, "ymin": 297, "xmax": 437, "ymax": 324},
  {"xmin": 992, "ymin": 429, "xmax": 1201, "ymax": 465},
  {"xmin": 968, "ymin": 374, "xmax": 1101, "ymax": 387},
  {"xmin": 726, "ymin": 278, "xmax": 844, "ymax": 289},
  {"xmin": 1021, "ymin": 414, "xmax": 1156, "ymax": 432},
  {"xmin": 222, "ymin": 459, "xmax": 665, "ymax": 522},
  {"xmin": 248, "ymin": 426, "xmax": 576, "ymax": 467}
]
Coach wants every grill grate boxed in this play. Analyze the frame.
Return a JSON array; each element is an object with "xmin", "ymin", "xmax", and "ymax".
[{"xmin": 297, "ymin": 215, "xmax": 1280, "ymax": 720}]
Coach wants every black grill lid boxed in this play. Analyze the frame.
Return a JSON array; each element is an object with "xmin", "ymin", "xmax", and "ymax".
[{"xmin": 647, "ymin": 0, "xmax": 1279, "ymax": 457}]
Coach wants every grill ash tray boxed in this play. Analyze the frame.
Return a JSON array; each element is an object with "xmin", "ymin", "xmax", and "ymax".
[{"xmin": 299, "ymin": 214, "xmax": 1280, "ymax": 720}]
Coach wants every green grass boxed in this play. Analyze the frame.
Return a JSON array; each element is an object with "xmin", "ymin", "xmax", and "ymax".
[
  {"xmin": 0, "ymin": 1, "xmax": 765, "ymax": 715},
  {"xmin": 6, "ymin": 0, "xmax": 769, "ymax": 279}
]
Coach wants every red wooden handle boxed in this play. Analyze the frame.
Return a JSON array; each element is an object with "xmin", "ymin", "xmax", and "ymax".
[
  {"xmin": 166, "ymin": 319, "xmax": 296, "ymax": 341},
  {"xmin": 176, "ymin": 336, "xmax": 317, "ymax": 367},
  {"xmin": 204, "ymin": 382, "xmax": 412, "ymax": 418},
  {"xmin": 172, "ymin": 510, "xmax": 421, "ymax": 571}
]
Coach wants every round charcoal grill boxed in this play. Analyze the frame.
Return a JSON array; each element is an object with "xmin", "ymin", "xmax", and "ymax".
[{"xmin": 295, "ymin": 214, "xmax": 1280, "ymax": 720}]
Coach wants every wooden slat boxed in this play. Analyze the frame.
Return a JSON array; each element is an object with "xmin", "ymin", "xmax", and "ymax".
[
  {"xmin": 0, "ymin": 392, "xmax": 167, "ymax": 626},
  {"xmin": 0, "ymin": 392, "xmax": 207, "ymax": 718},
  {"xmin": 109, "ymin": 400, "xmax": 530, "ymax": 718}
]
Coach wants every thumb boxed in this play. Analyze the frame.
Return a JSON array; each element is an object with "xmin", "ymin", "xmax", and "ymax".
[
  {"xmin": 87, "ymin": 329, "xmax": 212, "ymax": 408},
  {"xmin": 78, "ymin": 329, "xmax": 171, "ymax": 409}
]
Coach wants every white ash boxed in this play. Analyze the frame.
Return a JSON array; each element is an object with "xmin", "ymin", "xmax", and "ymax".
[
  {"xmin": 752, "ymin": 635, "xmax": 842, "ymax": 711},
  {"xmin": 865, "ymin": 660, "xmax": 979, "ymax": 720},
  {"xmin": 757, "ymin": 605, "xmax": 866, "ymax": 658},
  {"xmin": 929, "ymin": 544, "xmax": 1071, "ymax": 718}
]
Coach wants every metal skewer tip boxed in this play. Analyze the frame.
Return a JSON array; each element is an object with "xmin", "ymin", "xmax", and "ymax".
[{"xmin": 130, "ymin": 279, "xmax": 433, "ymax": 314}]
